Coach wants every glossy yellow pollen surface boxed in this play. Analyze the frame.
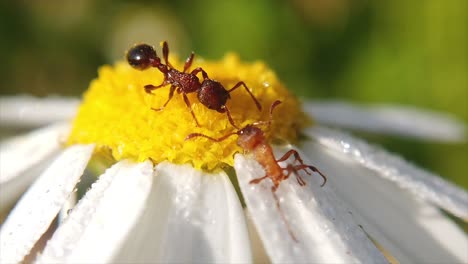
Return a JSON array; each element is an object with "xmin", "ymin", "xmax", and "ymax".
[{"xmin": 68, "ymin": 52, "xmax": 307, "ymax": 170}]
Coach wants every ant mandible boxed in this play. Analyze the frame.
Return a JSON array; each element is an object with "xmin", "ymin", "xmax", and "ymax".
[
  {"xmin": 126, "ymin": 41, "xmax": 262, "ymax": 127},
  {"xmin": 185, "ymin": 100, "xmax": 327, "ymax": 241}
]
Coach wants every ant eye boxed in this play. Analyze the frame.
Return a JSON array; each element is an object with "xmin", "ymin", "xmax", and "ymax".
[{"xmin": 126, "ymin": 44, "xmax": 157, "ymax": 70}]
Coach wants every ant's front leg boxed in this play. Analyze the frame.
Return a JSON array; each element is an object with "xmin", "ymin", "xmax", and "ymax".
[
  {"xmin": 182, "ymin": 93, "xmax": 201, "ymax": 127},
  {"xmin": 190, "ymin": 67, "xmax": 209, "ymax": 80},
  {"xmin": 151, "ymin": 85, "xmax": 176, "ymax": 111},
  {"xmin": 162, "ymin": 41, "xmax": 175, "ymax": 69},
  {"xmin": 227, "ymin": 81, "xmax": 262, "ymax": 111},
  {"xmin": 183, "ymin": 52, "xmax": 195, "ymax": 73},
  {"xmin": 144, "ymin": 80, "xmax": 168, "ymax": 94}
]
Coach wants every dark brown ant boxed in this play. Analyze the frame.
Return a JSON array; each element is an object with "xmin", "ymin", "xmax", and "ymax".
[
  {"xmin": 185, "ymin": 100, "xmax": 326, "ymax": 241},
  {"xmin": 126, "ymin": 41, "xmax": 262, "ymax": 127}
]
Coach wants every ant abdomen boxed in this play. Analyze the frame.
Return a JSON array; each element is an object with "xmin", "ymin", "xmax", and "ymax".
[{"xmin": 198, "ymin": 80, "xmax": 230, "ymax": 112}]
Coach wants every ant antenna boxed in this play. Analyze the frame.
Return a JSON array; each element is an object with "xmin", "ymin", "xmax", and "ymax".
[
  {"xmin": 185, "ymin": 100, "xmax": 282, "ymax": 142},
  {"xmin": 251, "ymin": 100, "xmax": 282, "ymax": 128},
  {"xmin": 224, "ymin": 100, "xmax": 281, "ymax": 131},
  {"xmin": 185, "ymin": 131, "xmax": 238, "ymax": 142}
]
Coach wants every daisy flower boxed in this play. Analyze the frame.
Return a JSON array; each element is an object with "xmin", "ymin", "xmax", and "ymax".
[{"xmin": 0, "ymin": 49, "xmax": 467, "ymax": 264}]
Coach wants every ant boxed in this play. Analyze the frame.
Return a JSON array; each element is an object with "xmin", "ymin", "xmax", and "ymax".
[
  {"xmin": 126, "ymin": 41, "xmax": 262, "ymax": 127},
  {"xmin": 186, "ymin": 100, "xmax": 327, "ymax": 241}
]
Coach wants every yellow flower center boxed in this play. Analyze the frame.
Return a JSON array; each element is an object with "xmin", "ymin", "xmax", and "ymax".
[{"xmin": 67, "ymin": 52, "xmax": 308, "ymax": 170}]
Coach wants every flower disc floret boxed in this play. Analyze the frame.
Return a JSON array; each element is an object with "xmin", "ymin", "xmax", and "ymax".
[{"xmin": 68, "ymin": 53, "xmax": 307, "ymax": 170}]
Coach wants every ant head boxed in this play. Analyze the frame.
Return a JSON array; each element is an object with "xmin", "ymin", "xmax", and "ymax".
[
  {"xmin": 236, "ymin": 100, "xmax": 282, "ymax": 150},
  {"xmin": 237, "ymin": 125, "xmax": 263, "ymax": 150},
  {"xmin": 126, "ymin": 44, "xmax": 160, "ymax": 70}
]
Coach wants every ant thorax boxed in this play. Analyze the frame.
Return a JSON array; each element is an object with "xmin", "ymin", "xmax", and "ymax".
[{"xmin": 166, "ymin": 69, "xmax": 201, "ymax": 93}]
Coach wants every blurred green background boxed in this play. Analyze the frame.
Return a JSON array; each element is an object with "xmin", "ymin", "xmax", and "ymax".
[{"xmin": 0, "ymin": 0, "xmax": 466, "ymax": 189}]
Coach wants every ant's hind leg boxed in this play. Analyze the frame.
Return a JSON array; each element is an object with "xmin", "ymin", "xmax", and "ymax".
[
  {"xmin": 182, "ymin": 93, "xmax": 201, "ymax": 127},
  {"xmin": 227, "ymin": 81, "xmax": 262, "ymax": 111},
  {"xmin": 270, "ymin": 186, "xmax": 298, "ymax": 242},
  {"xmin": 292, "ymin": 164, "xmax": 327, "ymax": 187},
  {"xmin": 151, "ymin": 85, "xmax": 176, "ymax": 111},
  {"xmin": 306, "ymin": 165, "xmax": 327, "ymax": 187},
  {"xmin": 283, "ymin": 164, "xmax": 306, "ymax": 186},
  {"xmin": 183, "ymin": 52, "xmax": 195, "ymax": 72}
]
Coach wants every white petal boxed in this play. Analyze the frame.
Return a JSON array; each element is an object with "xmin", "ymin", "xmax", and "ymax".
[
  {"xmin": 113, "ymin": 162, "xmax": 252, "ymax": 263},
  {"xmin": 0, "ymin": 144, "xmax": 93, "ymax": 264},
  {"xmin": 0, "ymin": 96, "xmax": 79, "ymax": 128},
  {"xmin": 0, "ymin": 123, "xmax": 70, "ymax": 210},
  {"xmin": 37, "ymin": 160, "xmax": 153, "ymax": 264},
  {"xmin": 307, "ymin": 126, "xmax": 468, "ymax": 219},
  {"xmin": 235, "ymin": 151, "xmax": 387, "ymax": 264},
  {"xmin": 305, "ymin": 100, "xmax": 466, "ymax": 142},
  {"xmin": 303, "ymin": 127, "xmax": 468, "ymax": 262}
]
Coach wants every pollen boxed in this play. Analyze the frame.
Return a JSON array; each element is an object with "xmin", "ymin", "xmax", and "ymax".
[{"xmin": 67, "ymin": 52, "xmax": 308, "ymax": 170}]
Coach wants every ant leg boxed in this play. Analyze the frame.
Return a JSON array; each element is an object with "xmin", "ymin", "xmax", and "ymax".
[
  {"xmin": 305, "ymin": 165, "xmax": 327, "ymax": 187},
  {"xmin": 223, "ymin": 106, "xmax": 240, "ymax": 130},
  {"xmin": 271, "ymin": 187, "xmax": 298, "ymax": 242},
  {"xmin": 162, "ymin": 41, "xmax": 174, "ymax": 68},
  {"xmin": 190, "ymin": 67, "xmax": 209, "ymax": 80},
  {"xmin": 283, "ymin": 164, "xmax": 306, "ymax": 186},
  {"xmin": 227, "ymin": 81, "xmax": 262, "ymax": 111},
  {"xmin": 249, "ymin": 175, "xmax": 269, "ymax": 185},
  {"xmin": 183, "ymin": 52, "xmax": 195, "ymax": 73},
  {"xmin": 151, "ymin": 85, "xmax": 176, "ymax": 111},
  {"xmin": 144, "ymin": 81, "xmax": 168, "ymax": 94},
  {"xmin": 276, "ymin": 149, "xmax": 304, "ymax": 165},
  {"xmin": 182, "ymin": 93, "xmax": 200, "ymax": 127},
  {"xmin": 292, "ymin": 164, "xmax": 327, "ymax": 187}
]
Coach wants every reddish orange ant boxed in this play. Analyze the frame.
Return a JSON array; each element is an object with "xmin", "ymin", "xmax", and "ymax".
[
  {"xmin": 186, "ymin": 100, "xmax": 327, "ymax": 190},
  {"xmin": 126, "ymin": 41, "xmax": 262, "ymax": 127},
  {"xmin": 186, "ymin": 100, "xmax": 326, "ymax": 240}
]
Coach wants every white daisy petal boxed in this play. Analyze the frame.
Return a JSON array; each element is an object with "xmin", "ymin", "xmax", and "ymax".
[
  {"xmin": 113, "ymin": 162, "xmax": 252, "ymax": 263},
  {"xmin": 307, "ymin": 126, "xmax": 468, "ymax": 219},
  {"xmin": 0, "ymin": 144, "xmax": 93, "ymax": 264},
  {"xmin": 235, "ymin": 151, "xmax": 387, "ymax": 263},
  {"xmin": 0, "ymin": 96, "xmax": 79, "ymax": 128},
  {"xmin": 300, "ymin": 134, "xmax": 468, "ymax": 263},
  {"xmin": 37, "ymin": 160, "xmax": 153, "ymax": 264},
  {"xmin": 0, "ymin": 122, "xmax": 70, "ymax": 210},
  {"xmin": 305, "ymin": 101, "xmax": 466, "ymax": 142}
]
